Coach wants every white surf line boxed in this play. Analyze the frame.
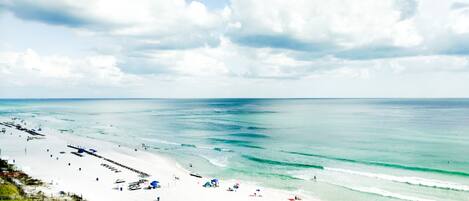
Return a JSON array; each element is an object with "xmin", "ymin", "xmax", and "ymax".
[
  {"xmin": 319, "ymin": 180, "xmax": 437, "ymax": 201},
  {"xmin": 200, "ymin": 154, "xmax": 228, "ymax": 167},
  {"xmin": 349, "ymin": 186, "xmax": 437, "ymax": 201},
  {"xmin": 325, "ymin": 167, "xmax": 469, "ymax": 192}
]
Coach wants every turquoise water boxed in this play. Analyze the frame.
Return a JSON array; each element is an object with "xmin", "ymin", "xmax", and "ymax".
[{"xmin": 1, "ymin": 99, "xmax": 468, "ymax": 201}]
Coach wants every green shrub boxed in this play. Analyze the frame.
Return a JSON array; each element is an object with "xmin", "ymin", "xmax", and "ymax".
[{"xmin": 0, "ymin": 182, "xmax": 20, "ymax": 199}]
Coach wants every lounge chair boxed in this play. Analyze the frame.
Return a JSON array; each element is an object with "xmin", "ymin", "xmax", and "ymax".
[{"xmin": 115, "ymin": 179, "xmax": 125, "ymax": 184}]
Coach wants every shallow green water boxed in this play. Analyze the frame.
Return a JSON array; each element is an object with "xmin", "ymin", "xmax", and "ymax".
[{"xmin": 1, "ymin": 99, "xmax": 468, "ymax": 200}]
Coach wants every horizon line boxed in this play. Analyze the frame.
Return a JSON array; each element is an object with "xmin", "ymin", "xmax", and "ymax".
[{"xmin": 1, "ymin": 97, "xmax": 469, "ymax": 100}]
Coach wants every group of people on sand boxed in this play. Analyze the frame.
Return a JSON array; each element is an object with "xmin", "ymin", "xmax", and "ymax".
[
  {"xmin": 249, "ymin": 189, "xmax": 262, "ymax": 197},
  {"xmin": 227, "ymin": 183, "xmax": 240, "ymax": 192}
]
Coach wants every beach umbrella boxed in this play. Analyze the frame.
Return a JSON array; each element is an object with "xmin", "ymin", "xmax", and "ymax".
[
  {"xmin": 78, "ymin": 148, "xmax": 85, "ymax": 153},
  {"xmin": 150, "ymin": 181, "xmax": 159, "ymax": 188}
]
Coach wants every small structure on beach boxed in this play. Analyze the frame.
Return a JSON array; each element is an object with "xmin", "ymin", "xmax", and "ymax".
[
  {"xmin": 203, "ymin": 181, "xmax": 212, "ymax": 188},
  {"xmin": 189, "ymin": 173, "xmax": 202, "ymax": 178},
  {"xmin": 202, "ymin": 179, "xmax": 219, "ymax": 188},
  {"xmin": 211, "ymin": 179, "xmax": 219, "ymax": 187}
]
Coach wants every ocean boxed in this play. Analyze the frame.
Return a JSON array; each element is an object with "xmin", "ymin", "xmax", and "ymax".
[{"xmin": 1, "ymin": 98, "xmax": 468, "ymax": 201}]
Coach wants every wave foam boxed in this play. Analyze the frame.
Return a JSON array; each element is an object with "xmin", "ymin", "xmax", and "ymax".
[
  {"xmin": 326, "ymin": 167, "xmax": 469, "ymax": 192},
  {"xmin": 349, "ymin": 186, "xmax": 437, "ymax": 201},
  {"xmin": 200, "ymin": 155, "xmax": 228, "ymax": 167}
]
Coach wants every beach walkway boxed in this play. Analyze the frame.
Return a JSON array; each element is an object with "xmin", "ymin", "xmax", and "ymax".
[
  {"xmin": 0, "ymin": 121, "xmax": 45, "ymax": 136},
  {"xmin": 67, "ymin": 145, "xmax": 150, "ymax": 178}
]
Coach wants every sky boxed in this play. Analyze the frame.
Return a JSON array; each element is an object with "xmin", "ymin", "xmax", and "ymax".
[{"xmin": 0, "ymin": 0, "xmax": 469, "ymax": 98}]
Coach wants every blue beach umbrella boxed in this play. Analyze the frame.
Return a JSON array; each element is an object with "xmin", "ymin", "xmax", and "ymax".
[{"xmin": 150, "ymin": 181, "xmax": 159, "ymax": 188}]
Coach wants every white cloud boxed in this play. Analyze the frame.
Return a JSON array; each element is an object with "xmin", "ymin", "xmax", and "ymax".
[
  {"xmin": 0, "ymin": 49, "xmax": 140, "ymax": 87},
  {"xmin": 1, "ymin": 0, "xmax": 226, "ymax": 50},
  {"xmin": 379, "ymin": 55, "xmax": 469, "ymax": 73},
  {"xmin": 1, "ymin": 48, "xmax": 469, "ymax": 98},
  {"xmin": 227, "ymin": 0, "xmax": 423, "ymax": 49},
  {"xmin": 145, "ymin": 48, "xmax": 230, "ymax": 77},
  {"xmin": 131, "ymin": 36, "xmax": 469, "ymax": 80},
  {"xmin": 1, "ymin": 0, "xmax": 469, "ymax": 97},
  {"xmin": 449, "ymin": 4, "xmax": 469, "ymax": 34}
]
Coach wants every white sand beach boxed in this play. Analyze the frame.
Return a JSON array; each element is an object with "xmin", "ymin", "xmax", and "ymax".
[{"xmin": 0, "ymin": 118, "xmax": 315, "ymax": 201}]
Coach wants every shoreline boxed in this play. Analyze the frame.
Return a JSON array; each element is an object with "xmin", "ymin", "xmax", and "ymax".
[{"xmin": 0, "ymin": 118, "xmax": 315, "ymax": 201}]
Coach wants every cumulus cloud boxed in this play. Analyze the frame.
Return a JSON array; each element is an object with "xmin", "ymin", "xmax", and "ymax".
[
  {"xmin": 225, "ymin": 0, "xmax": 469, "ymax": 60},
  {"xmin": 1, "ymin": 0, "xmax": 226, "ymax": 49},
  {"xmin": 1, "ymin": 0, "xmax": 469, "ymax": 97},
  {"xmin": 2, "ymin": 0, "xmax": 468, "ymax": 57},
  {"xmin": 227, "ymin": 0, "xmax": 422, "ymax": 53},
  {"xmin": 0, "ymin": 49, "xmax": 141, "ymax": 87},
  {"xmin": 449, "ymin": 3, "xmax": 469, "ymax": 34}
]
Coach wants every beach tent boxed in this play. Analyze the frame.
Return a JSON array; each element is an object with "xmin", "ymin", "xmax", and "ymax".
[
  {"xmin": 150, "ymin": 181, "xmax": 159, "ymax": 188},
  {"xmin": 89, "ymin": 149, "xmax": 97, "ymax": 153},
  {"xmin": 203, "ymin": 182, "xmax": 212, "ymax": 188},
  {"xmin": 211, "ymin": 179, "xmax": 219, "ymax": 187}
]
